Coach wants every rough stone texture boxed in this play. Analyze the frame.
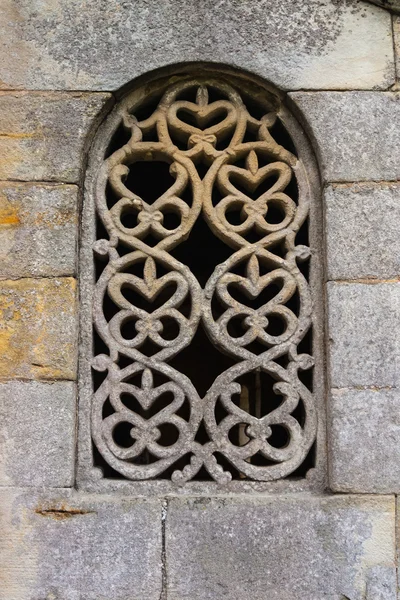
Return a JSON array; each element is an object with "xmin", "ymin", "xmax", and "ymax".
[
  {"xmin": 84, "ymin": 72, "xmax": 320, "ymax": 486},
  {"xmin": 289, "ymin": 92, "xmax": 400, "ymax": 182},
  {"xmin": 0, "ymin": 489, "xmax": 162, "ymax": 600},
  {"xmin": 166, "ymin": 495, "xmax": 396, "ymax": 600},
  {"xmin": 329, "ymin": 388, "xmax": 400, "ymax": 493},
  {"xmin": 393, "ymin": 16, "xmax": 400, "ymax": 75},
  {"xmin": 0, "ymin": 183, "xmax": 78, "ymax": 278},
  {"xmin": 0, "ymin": 92, "xmax": 111, "ymax": 182},
  {"xmin": 0, "ymin": 3, "xmax": 399, "ymax": 597},
  {"xmin": 365, "ymin": 565, "xmax": 398, "ymax": 600},
  {"xmin": 0, "ymin": 381, "xmax": 76, "ymax": 487},
  {"xmin": 0, "ymin": 0, "xmax": 394, "ymax": 91},
  {"xmin": 325, "ymin": 182, "xmax": 400, "ymax": 280},
  {"xmin": 0, "ymin": 278, "xmax": 77, "ymax": 380},
  {"xmin": 327, "ymin": 282, "xmax": 400, "ymax": 387},
  {"xmin": 368, "ymin": 0, "xmax": 400, "ymax": 12}
]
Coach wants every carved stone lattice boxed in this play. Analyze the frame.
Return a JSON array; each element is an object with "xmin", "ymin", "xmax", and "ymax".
[{"xmin": 90, "ymin": 75, "xmax": 317, "ymax": 483}]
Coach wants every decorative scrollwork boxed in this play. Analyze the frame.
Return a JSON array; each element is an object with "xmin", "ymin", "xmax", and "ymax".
[{"xmin": 90, "ymin": 74, "xmax": 317, "ymax": 484}]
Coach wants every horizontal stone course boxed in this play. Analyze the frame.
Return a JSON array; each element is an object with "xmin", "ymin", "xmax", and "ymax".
[
  {"xmin": 329, "ymin": 388, "xmax": 400, "ymax": 493},
  {"xmin": 0, "ymin": 277, "xmax": 77, "ymax": 380},
  {"xmin": 327, "ymin": 282, "xmax": 400, "ymax": 387},
  {"xmin": 166, "ymin": 495, "xmax": 396, "ymax": 600},
  {"xmin": 0, "ymin": 92, "xmax": 111, "ymax": 182},
  {"xmin": 289, "ymin": 92, "xmax": 400, "ymax": 182},
  {"xmin": 0, "ymin": 381, "xmax": 76, "ymax": 487},
  {"xmin": 325, "ymin": 182, "xmax": 400, "ymax": 280},
  {"xmin": 0, "ymin": 489, "xmax": 162, "ymax": 600},
  {"xmin": 0, "ymin": 182, "xmax": 78, "ymax": 278},
  {"xmin": 0, "ymin": 0, "xmax": 394, "ymax": 91}
]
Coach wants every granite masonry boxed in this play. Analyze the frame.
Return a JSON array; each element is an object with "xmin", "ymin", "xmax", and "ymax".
[{"xmin": 0, "ymin": 1, "xmax": 400, "ymax": 599}]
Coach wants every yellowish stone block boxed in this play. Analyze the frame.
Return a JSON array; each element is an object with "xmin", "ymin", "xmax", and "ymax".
[{"xmin": 0, "ymin": 278, "xmax": 77, "ymax": 380}]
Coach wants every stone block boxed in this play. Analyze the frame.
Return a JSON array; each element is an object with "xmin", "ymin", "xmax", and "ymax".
[
  {"xmin": 329, "ymin": 388, "xmax": 400, "ymax": 493},
  {"xmin": 289, "ymin": 92, "xmax": 400, "ymax": 182},
  {"xmin": 0, "ymin": 1, "xmax": 394, "ymax": 91},
  {"xmin": 0, "ymin": 92, "xmax": 111, "ymax": 182},
  {"xmin": 394, "ymin": 16, "xmax": 400, "ymax": 73},
  {"xmin": 0, "ymin": 489, "xmax": 162, "ymax": 600},
  {"xmin": 325, "ymin": 183, "xmax": 400, "ymax": 280},
  {"xmin": 0, "ymin": 278, "xmax": 77, "ymax": 380},
  {"xmin": 0, "ymin": 381, "xmax": 76, "ymax": 487},
  {"xmin": 166, "ymin": 495, "xmax": 396, "ymax": 600},
  {"xmin": 0, "ymin": 183, "xmax": 78, "ymax": 278},
  {"xmin": 327, "ymin": 282, "xmax": 400, "ymax": 387}
]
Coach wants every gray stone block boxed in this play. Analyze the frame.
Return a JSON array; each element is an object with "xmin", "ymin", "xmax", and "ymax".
[
  {"xmin": 166, "ymin": 495, "xmax": 396, "ymax": 600},
  {"xmin": 0, "ymin": 381, "xmax": 76, "ymax": 487},
  {"xmin": 325, "ymin": 183, "xmax": 400, "ymax": 280},
  {"xmin": 0, "ymin": 489, "xmax": 162, "ymax": 600},
  {"xmin": 0, "ymin": 1, "xmax": 394, "ymax": 91},
  {"xmin": 289, "ymin": 92, "xmax": 400, "ymax": 182},
  {"xmin": 0, "ymin": 183, "xmax": 78, "ymax": 278},
  {"xmin": 0, "ymin": 92, "xmax": 111, "ymax": 182},
  {"xmin": 327, "ymin": 282, "xmax": 400, "ymax": 387},
  {"xmin": 329, "ymin": 388, "xmax": 400, "ymax": 493}
]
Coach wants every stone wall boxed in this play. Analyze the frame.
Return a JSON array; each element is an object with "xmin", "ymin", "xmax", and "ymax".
[{"xmin": 0, "ymin": 1, "xmax": 400, "ymax": 598}]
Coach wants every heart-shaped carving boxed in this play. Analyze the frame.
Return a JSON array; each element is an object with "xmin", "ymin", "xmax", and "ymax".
[
  {"xmin": 216, "ymin": 152, "xmax": 296, "ymax": 236},
  {"xmin": 107, "ymin": 257, "xmax": 190, "ymax": 351},
  {"xmin": 109, "ymin": 257, "xmax": 188, "ymax": 312},
  {"xmin": 102, "ymin": 369, "xmax": 187, "ymax": 459},
  {"xmin": 108, "ymin": 160, "xmax": 190, "ymax": 245},
  {"xmin": 167, "ymin": 86, "xmax": 237, "ymax": 143},
  {"xmin": 216, "ymin": 255, "xmax": 298, "ymax": 347}
]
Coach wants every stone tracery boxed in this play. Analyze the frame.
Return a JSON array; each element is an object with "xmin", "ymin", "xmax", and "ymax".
[{"xmin": 90, "ymin": 75, "xmax": 316, "ymax": 483}]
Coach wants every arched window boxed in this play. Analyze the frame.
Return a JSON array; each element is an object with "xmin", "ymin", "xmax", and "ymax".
[{"xmin": 78, "ymin": 66, "xmax": 324, "ymax": 491}]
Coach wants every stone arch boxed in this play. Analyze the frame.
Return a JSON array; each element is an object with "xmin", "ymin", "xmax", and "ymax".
[{"xmin": 78, "ymin": 64, "xmax": 325, "ymax": 493}]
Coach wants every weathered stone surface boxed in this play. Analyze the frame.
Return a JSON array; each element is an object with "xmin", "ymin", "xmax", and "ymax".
[
  {"xmin": 393, "ymin": 16, "xmax": 400, "ymax": 75},
  {"xmin": 0, "ymin": 489, "xmax": 162, "ymax": 600},
  {"xmin": 0, "ymin": 183, "xmax": 78, "ymax": 278},
  {"xmin": 0, "ymin": 278, "xmax": 77, "ymax": 380},
  {"xmin": 0, "ymin": 0, "xmax": 394, "ymax": 91},
  {"xmin": 289, "ymin": 92, "xmax": 400, "ymax": 182},
  {"xmin": 166, "ymin": 495, "xmax": 396, "ymax": 600},
  {"xmin": 369, "ymin": 0, "xmax": 400, "ymax": 13},
  {"xmin": 0, "ymin": 92, "xmax": 111, "ymax": 182},
  {"xmin": 84, "ymin": 71, "xmax": 319, "ymax": 486},
  {"xmin": 0, "ymin": 381, "xmax": 76, "ymax": 487},
  {"xmin": 325, "ymin": 182, "xmax": 400, "ymax": 280},
  {"xmin": 365, "ymin": 566, "xmax": 397, "ymax": 600},
  {"xmin": 329, "ymin": 388, "xmax": 400, "ymax": 493},
  {"xmin": 327, "ymin": 282, "xmax": 400, "ymax": 387}
]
